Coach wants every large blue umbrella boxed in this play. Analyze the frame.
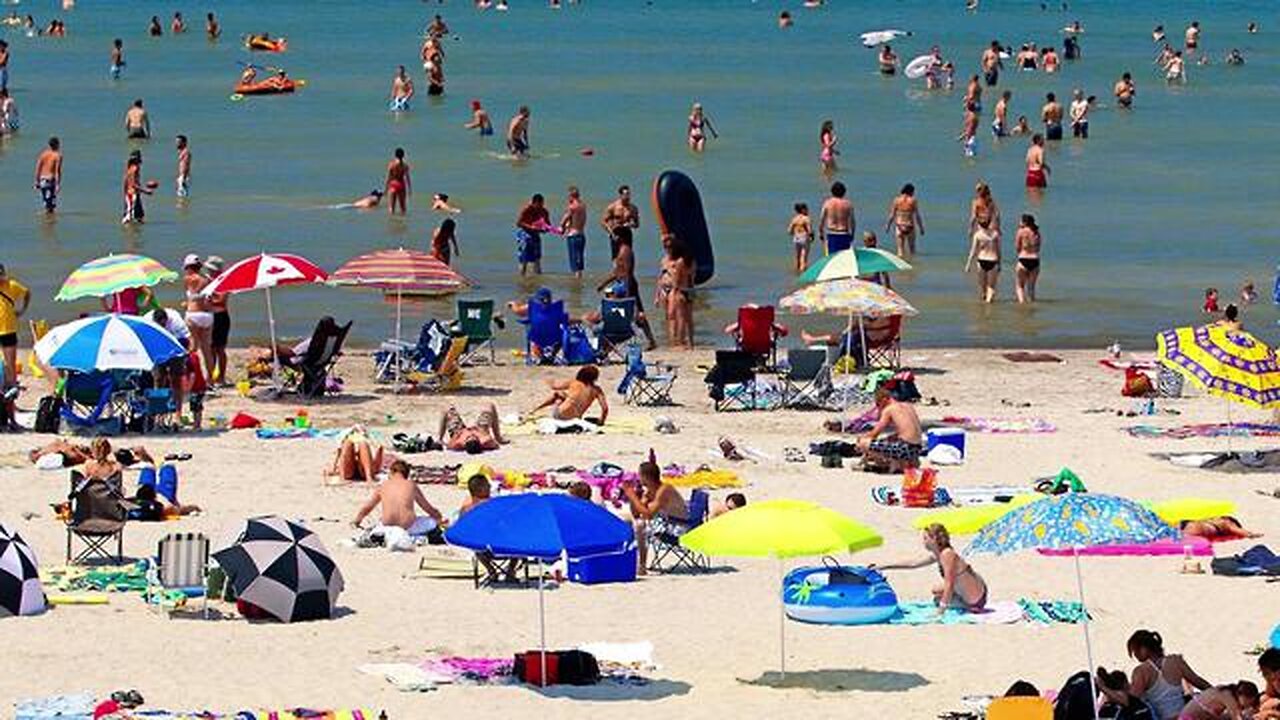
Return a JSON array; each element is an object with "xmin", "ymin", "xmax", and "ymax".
[
  {"xmin": 34, "ymin": 314, "xmax": 185, "ymax": 372},
  {"xmin": 445, "ymin": 493, "xmax": 632, "ymax": 684}
]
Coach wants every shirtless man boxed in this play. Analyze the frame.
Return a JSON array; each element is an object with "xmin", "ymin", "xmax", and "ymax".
[
  {"xmin": 1040, "ymin": 92, "xmax": 1063, "ymax": 140},
  {"xmin": 174, "ymin": 134, "xmax": 191, "ymax": 198},
  {"xmin": 124, "ymin": 99, "xmax": 150, "ymax": 139},
  {"xmin": 384, "ymin": 147, "xmax": 411, "ymax": 214},
  {"xmin": 959, "ymin": 101, "xmax": 979, "ymax": 158},
  {"xmin": 351, "ymin": 459, "xmax": 445, "ymax": 538},
  {"xmin": 981, "ymin": 40, "xmax": 1003, "ymax": 86},
  {"xmin": 1025, "ymin": 134, "xmax": 1049, "ymax": 189},
  {"xmin": 559, "ymin": 185, "xmax": 588, "ymax": 278},
  {"xmin": 1165, "ymin": 51, "xmax": 1185, "ymax": 83},
  {"xmin": 878, "ymin": 44, "xmax": 898, "ymax": 75},
  {"xmin": 818, "ymin": 181, "xmax": 855, "ymax": 255},
  {"xmin": 991, "ymin": 89, "xmax": 1012, "ymax": 137},
  {"xmin": 205, "ymin": 12, "xmax": 220, "ymax": 39},
  {"xmin": 596, "ymin": 226, "xmax": 658, "ymax": 348},
  {"xmin": 528, "ymin": 365, "xmax": 609, "ymax": 423},
  {"xmin": 858, "ymin": 380, "xmax": 924, "ymax": 471},
  {"xmin": 623, "ymin": 460, "xmax": 688, "ymax": 574},
  {"xmin": 389, "ymin": 65, "xmax": 414, "ymax": 112},
  {"xmin": 426, "ymin": 14, "xmax": 449, "ymax": 39},
  {"xmin": 437, "ymin": 403, "xmax": 506, "ymax": 454},
  {"xmin": 601, "ymin": 185, "xmax": 640, "ymax": 259},
  {"xmin": 506, "ymin": 105, "xmax": 531, "ymax": 158},
  {"xmin": 464, "ymin": 99, "xmax": 493, "ymax": 135},
  {"xmin": 1114, "ymin": 72, "xmax": 1135, "ymax": 108},
  {"xmin": 33, "ymin": 136, "xmax": 62, "ymax": 213},
  {"xmin": 1258, "ymin": 649, "xmax": 1280, "ymax": 720},
  {"xmin": 121, "ymin": 150, "xmax": 153, "ymax": 224},
  {"xmin": 885, "ymin": 183, "xmax": 925, "ymax": 258},
  {"xmin": 109, "ymin": 38, "xmax": 125, "ymax": 80},
  {"xmin": 1184, "ymin": 21, "xmax": 1200, "ymax": 52}
]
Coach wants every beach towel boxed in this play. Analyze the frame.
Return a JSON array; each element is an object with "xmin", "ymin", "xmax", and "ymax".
[
  {"xmin": 870, "ymin": 485, "xmax": 952, "ymax": 508},
  {"xmin": 254, "ymin": 427, "xmax": 344, "ymax": 440},
  {"xmin": 409, "ymin": 464, "xmax": 462, "ymax": 485},
  {"xmin": 503, "ymin": 415, "xmax": 651, "ymax": 437},
  {"xmin": 577, "ymin": 641, "xmax": 659, "ymax": 685},
  {"xmin": 1099, "ymin": 358, "xmax": 1158, "ymax": 372},
  {"xmin": 41, "ymin": 562, "xmax": 149, "ymax": 593},
  {"xmin": 939, "ymin": 417, "xmax": 1057, "ymax": 434},
  {"xmin": 670, "ymin": 468, "xmax": 743, "ymax": 489},
  {"xmin": 243, "ymin": 710, "xmax": 377, "ymax": 719},
  {"xmin": 358, "ymin": 663, "xmax": 440, "ymax": 692},
  {"xmin": 888, "ymin": 600, "xmax": 1025, "ymax": 625},
  {"xmin": 418, "ymin": 655, "xmax": 514, "ymax": 684},
  {"xmin": 945, "ymin": 485, "xmax": 1034, "ymax": 506},
  {"xmin": 14, "ymin": 692, "xmax": 96, "ymax": 720},
  {"xmin": 1127, "ymin": 423, "xmax": 1280, "ymax": 440},
  {"xmin": 1210, "ymin": 544, "xmax": 1280, "ymax": 576},
  {"xmin": 1161, "ymin": 449, "xmax": 1280, "ymax": 471},
  {"xmin": 1017, "ymin": 600, "xmax": 1090, "ymax": 624},
  {"xmin": 1002, "ymin": 351, "xmax": 1063, "ymax": 363}
]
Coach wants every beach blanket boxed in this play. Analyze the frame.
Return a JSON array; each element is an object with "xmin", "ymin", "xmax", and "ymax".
[
  {"xmin": 938, "ymin": 417, "xmax": 1057, "ymax": 434},
  {"xmin": 504, "ymin": 415, "xmax": 651, "ymax": 437},
  {"xmin": 1161, "ymin": 450, "xmax": 1280, "ymax": 472},
  {"xmin": 1099, "ymin": 358, "xmax": 1158, "ymax": 372},
  {"xmin": 1127, "ymin": 423, "xmax": 1280, "ymax": 440},
  {"xmin": 945, "ymin": 485, "xmax": 1034, "ymax": 506},
  {"xmin": 1002, "ymin": 352, "xmax": 1063, "ymax": 363},
  {"xmin": 358, "ymin": 663, "xmax": 441, "ymax": 692},
  {"xmin": 1018, "ymin": 600, "xmax": 1091, "ymax": 624},
  {"xmin": 888, "ymin": 601, "xmax": 1025, "ymax": 625},
  {"xmin": 15, "ymin": 692, "xmax": 95, "ymax": 720},
  {"xmin": 1210, "ymin": 545, "xmax": 1280, "ymax": 577},
  {"xmin": 577, "ymin": 641, "xmax": 659, "ymax": 685},
  {"xmin": 255, "ymin": 427, "xmax": 344, "ymax": 440},
  {"xmin": 409, "ymin": 464, "xmax": 462, "ymax": 485},
  {"xmin": 870, "ymin": 485, "xmax": 952, "ymax": 508},
  {"xmin": 40, "ymin": 562, "xmax": 149, "ymax": 593}
]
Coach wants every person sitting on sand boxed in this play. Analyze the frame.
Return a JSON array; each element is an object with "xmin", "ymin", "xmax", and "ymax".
[
  {"xmin": 622, "ymin": 461, "xmax": 688, "ymax": 575},
  {"xmin": 875, "ymin": 523, "xmax": 988, "ymax": 612},
  {"xmin": 1122, "ymin": 629, "xmax": 1212, "ymax": 719},
  {"xmin": 527, "ymin": 365, "xmax": 609, "ymax": 423},
  {"xmin": 1181, "ymin": 516, "xmax": 1262, "ymax": 541},
  {"xmin": 30, "ymin": 439, "xmax": 154, "ymax": 469},
  {"xmin": 856, "ymin": 379, "xmax": 923, "ymax": 471},
  {"xmin": 1095, "ymin": 668, "xmax": 1159, "ymax": 719},
  {"xmin": 327, "ymin": 424, "xmax": 384, "ymax": 482},
  {"xmin": 437, "ymin": 403, "xmax": 506, "ymax": 454},
  {"xmin": 351, "ymin": 459, "xmax": 445, "ymax": 539},
  {"xmin": 711, "ymin": 492, "xmax": 747, "ymax": 518}
]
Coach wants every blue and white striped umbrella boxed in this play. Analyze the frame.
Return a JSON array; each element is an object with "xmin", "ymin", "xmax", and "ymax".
[{"xmin": 34, "ymin": 314, "xmax": 186, "ymax": 372}]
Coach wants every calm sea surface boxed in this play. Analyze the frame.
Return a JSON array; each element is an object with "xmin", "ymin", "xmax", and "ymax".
[{"xmin": 1, "ymin": 0, "xmax": 1277, "ymax": 348}]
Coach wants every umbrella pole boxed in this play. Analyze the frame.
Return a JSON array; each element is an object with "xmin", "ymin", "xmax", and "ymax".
[
  {"xmin": 859, "ymin": 315, "xmax": 868, "ymax": 368},
  {"xmin": 843, "ymin": 312, "xmax": 854, "ymax": 363},
  {"xmin": 265, "ymin": 287, "xmax": 281, "ymax": 393},
  {"xmin": 539, "ymin": 558, "xmax": 547, "ymax": 688},
  {"xmin": 1073, "ymin": 547, "xmax": 1100, "ymax": 720},
  {"xmin": 778, "ymin": 557, "xmax": 786, "ymax": 681},
  {"xmin": 394, "ymin": 288, "xmax": 404, "ymax": 392}
]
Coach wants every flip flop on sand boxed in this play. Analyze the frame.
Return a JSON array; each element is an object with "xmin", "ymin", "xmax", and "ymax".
[
  {"xmin": 784, "ymin": 447, "xmax": 806, "ymax": 463},
  {"xmin": 164, "ymin": 453, "xmax": 192, "ymax": 462}
]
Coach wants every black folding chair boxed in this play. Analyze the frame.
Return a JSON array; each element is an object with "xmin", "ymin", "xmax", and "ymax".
[
  {"xmin": 706, "ymin": 350, "xmax": 760, "ymax": 412},
  {"xmin": 782, "ymin": 348, "xmax": 832, "ymax": 409},
  {"xmin": 65, "ymin": 471, "xmax": 129, "ymax": 564},
  {"xmin": 294, "ymin": 321, "xmax": 352, "ymax": 399}
]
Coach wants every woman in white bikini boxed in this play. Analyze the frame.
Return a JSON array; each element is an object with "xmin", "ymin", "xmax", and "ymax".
[
  {"xmin": 1125, "ymin": 629, "xmax": 1213, "ymax": 720},
  {"xmin": 181, "ymin": 254, "xmax": 214, "ymax": 379}
]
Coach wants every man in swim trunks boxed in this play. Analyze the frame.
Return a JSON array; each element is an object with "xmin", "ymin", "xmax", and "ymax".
[
  {"xmin": 109, "ymin": 38, "xmax": 125, "ymax": 80},
  {"xmin": 1041, "ymin": 92, "xmax": 1063, "ymax": 140},
  {"xmin": 597, "ymin": 226, "xmax": 658, "ymax": 349},
  {"xmin": 389, "ymin": 65, "xmax": 414, "ymax": 112},
  {"xmin": 351, "ymin": 460, "xmax": 446, "ymax": 540},
  {"xmin": 885, "ymin": 183, "xmax": 925, "ymax": 258},
  {"xmin": 174, "ymin": 134, "xmax": 191, "ymax": 198},
  {"xmin": 991, "ymin": 89, "xmax": 1011, "ymax": 137},
  {"xmin": 959, "ymin": 101, "xmax": 979, "ymax": 157},
  {"xmin": 33, "ymin": 136, "xmax": 62, "ymax": 213},
  {"xmin": 528, "ymin": 365, "xmax": 609, "ymax": 423},
  {"xmin": 601, "ymin": 184, "xmax": 640, "ymax": 259},
  {"xmin": 385, "ymin": 147, "xmax": 411, "ymax": 215},
  {"xmin": 1025, "ymin": 133, "xmax": 1049, "ymax": 189},
  {"xmin": 437, "ymin": 403, "xmax": 506, "ymax": 454},
  {"xmin": 1114, "ymin": 72, "xmax": 1136, "ymax": 108},
  {"xmin": 515, "ymin": 193, "xmax": 550, "ymax": 276},
  {"xmin": 981, "ymin": 40, "xmax": 1002, "ymax": 86},
  {"xmin": 878, "ymin": 44, "xmax": 898, "ymax": 75},
  {"xmin": 464, "ymin": 99, "xmax": 493, "ymax": 135},
  {"xmin": 818, "ymin": 181, "xmax": 855, "ymax": 255},
  {"xmin": 124, "ymin": 99, "xmax": 150, "ymax": 140},
  {"xmin": 121, "ymin": 150, "xmax": 153, "ymax": 224},
  {"xmin": 506, "ymin": 105, "xmax": 530, "ymax": 158},
  {"xmin": 623, "ymin": 460, "xmax": 689, "ymax": 575},
  {"xmin": 858, "ymin": 379, "xmax": 924, "ymax": 471},
  {"xmin": 560, "ymin": 185, "xmax": 588, "ymax": 279}
]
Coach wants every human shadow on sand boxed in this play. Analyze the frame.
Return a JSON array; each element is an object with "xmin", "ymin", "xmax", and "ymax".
[
  {"xmin": 741, "ymin": 668, "xmax": 929, "ymax": 693},
  {"xmin": 526, "ymin": 678, "xmax": 692, "ymax": 701}
]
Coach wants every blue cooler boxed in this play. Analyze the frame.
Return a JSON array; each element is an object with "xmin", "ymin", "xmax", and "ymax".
[
  {"xmin": 567, "ymin": 546, "xmax": 637, "ymax": 585},
  {"xmin": 925, "ymin": 428, "xmax": 966, "ymax": 458}
]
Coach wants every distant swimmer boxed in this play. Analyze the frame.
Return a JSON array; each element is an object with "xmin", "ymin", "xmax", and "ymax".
[
  {"xmin": 687, "ymin": 102, "xmax": 716, "ymax": 152},
  {"xmin": 1165, "ymin": 50, "xmax": 1185, "ymax": 83},
  {"xmin": 464, "ymin": 99, "xmax": 493, "ymax": 135},
  {"xmin": 1068, "ymin": 89, "xmax": 1090, "ymax": 139},
  {"xmin": 981, "ymin": 40, "xmax": 1002, "ymax": 85},
  {"xmin": 206, "ymin": 12, "xmax": 220, "ymax": 40},
  {"xmin": 788, "ymin": 202, "xmax": 813, "ymax": 271},
  {"xmin": 385, "ymin": 147, "xmax": 411, "ymax": 215},
  {"xmin": 506, "ymin": 105, "xmax": 531, "ymax": 158},
  {"xmin": 426, "ymin": 54, "xmax": 445, "ymax": 96},
  {"xmin": 966, "ymin": 0, "xmax": 979, "ymax": 10},
  {"xmin": 992, "ymin": 90, "xmax": 1011, "ymax": 137},
  {"xmin": 1011, "ymin": 115, "xmax": 1031, "ymax": 136},
  {"xmin": 340, "ymin": 189, "xmax": 382, "ymax": 210},
  {"xmin": 1063, "ymin": 20, "xmax": 1083, "ymax": 34},
  {"xmin": 1184, "ymin": 21, "xmax": 1200, "ymax": 51},
  {"xmin": 432, "ymin": 193, "xmax": 462, "ymax": 214},
  {"xmin": 171, "ymin": 12, "xmax": 185, "ymax": 34},
  {"xmin": 1042, "ymin": 45, "xmax": 1060, "ymax": 73},
  {"xmin": 124, "ymin": 98, "xmax": 150, "ymax": 139},
  {"xmin": 174, "ymin": 134, "xmax": 191, "ymax": 198},
  {"xmin": 426, "ymin": 13, "xmax": 449, "ymax": 40},
  {"xmin": 1225, "ymin": 49, "xmax": 1245, "ymax": 66},
  {"xmin": 1015, "ymin": 43, "xmax": 1037, "ymax": 70},
  {"xmin": 959, "ymin": 101, "xmax": 979, "ymax": 158},
  {"xmin": 0, "ymin": 39, "xmax": 7, "ymax": 92},
  {"xmin": 878, "ymin": 44, "xmax": 898, "ymax": 75},
  {"xmin": 778, "ymin": 11, "xmax": 792, "ymax": 29},
  {"xmin": 1152, "ymin": 25, "xmax": 1165, "ymax": 43},
  {"xmin": 148, "ymin": 15, "xmax": 162, "ymax": 36},
  {"xmin": 1247, "ymin": 22, "xmax": 1257, "ymax": 34},
  {"xmin": 819, "ymin": 119, "xmax": 838, "ymax": 174},
  {"xmin": 1063, "ymin": 34, "xmax": 1080, "ymax": 60},
  {"xmin": 109, "ymin": 38, "xmax": 124, "ymax": 80},
  {"xmin": 390, "ymin": 65, "xmax": 414, "ymax": 111},
  {"xmin": 0, "ymin": 89, "xmax": 16, "ymax": 136},
  {"xmin": 886, "ymin": 183, "xmax": 925, "ymax": 258},
  {"xmin": 1040, "ymin": 92, "xmax": 1063, "ymax": 141},
  {"xmin": 1025, "ymin": 134, "xmax": 1049, "ymax": 190},
  {"xmin": 1114, "ymin": 72, "xmax": 1135, "ymax": 108},
  {"xmin": 0, "ymin": 14, "xmax": 19, "ymax": 29},
  {"xmin": 33, "ymin": 136, "xmax": 62, "ymax": 213},
  {"xmin": 496, "ymin": 0, "xmax": 508, "ymax": 11}
]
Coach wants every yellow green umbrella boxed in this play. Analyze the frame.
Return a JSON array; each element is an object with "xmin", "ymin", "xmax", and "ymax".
[{"xmin": 679, "ymin": 499, "xmax": 882, "ymax": 677}]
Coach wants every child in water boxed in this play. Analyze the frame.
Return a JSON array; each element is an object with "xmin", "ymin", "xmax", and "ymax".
[
  {"xmin": 1203, "ymin": 287, "xmax": 1220, "ymax": 314},
  {"xmin": 1240, "ymin": 279, "xmax": 1258, "ymax": 306},
  {"xmin": 788, "ymin": 203, "xmax": 813, "ymax": 273}
]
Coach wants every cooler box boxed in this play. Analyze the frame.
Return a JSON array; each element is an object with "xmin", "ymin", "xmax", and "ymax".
[
  {"xmin": 567, "ymin": 547, "xmax": 637, "ymax": 585},
  {"xmin": 925, "ymin": 428, "xmax": 966, "ymax": 458}
]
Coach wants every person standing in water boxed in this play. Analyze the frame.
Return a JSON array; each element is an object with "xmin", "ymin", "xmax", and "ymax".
[
  {"xmin": 0, "ymin": 40, "xmax": 9, "ymax": 94},
  {"xmin": 385, "ymin": 147, "xmax": 411, "ymax": 214},
  {"xmin": 559, "ymin": 185, "xmax": 588, "ymax": 279},
  {"xmin": 171, "ymin": 12, "xmax": 185, "ymax": 34},
  {"xmin": 206, "ymin": 13, "xmax": 220, "ymax": 40},
  {"xmin": 33, "ymin": 137, "xmax": 62, "ymax": 213},
  {"xmin": 601, "ymin": 185, "xmax": 640, "ymax": 259},
  {"xmin": 687, "ymin": 103, "xmax": 715, "ymax": 152},
  {"xmin": 431, "ymin": 218, "xmax": 459, "ymax": 266},
  {"xmin": 506, "ymin": 105, "xmax": 531, "ymax": 159},
  {"xmin": 464, "ymin": 100, "xmax": 493, "ymax": 135},
  {"xmin": 992, "ymin": 90, "xmax": 1011, "ymax": 137},
  {"xmin": 121, "ymin": 151, "xmax": 153, "ymax": 224},
  {"xmin": 125, "ymin": 99, "xmax": 151, "ymax": 140},
  {"xmin": 1025, "ymin": 133, "xmax": 1049, "ymax": 190},
  {"xmin": 515, "ymin": 193, "xmax": 549, "ymax": 276},
  {"xmin": 109, "ymin": 38, "xmax": 125, "ymax": 80},
  {"xmin": 390, "ymin": 65, "xmax": 414, "ymax": 112},
  {"xmin": 1014, "ymin": 213, "xmax": 1042, "ymax": 303},
  {"xmin": 1185, "ymin": 21, "xmax": 1200, "ymax": 52},
  {"xmin": 1068, "ymin": 89, "xmax": 1090, "ymax": 139},
  {"xmin": 819, "ymin": 119, "xmax": 838, "ymax": 174},
  {"xmin": 148, "ymin": 16, "xmax": 162, "ymax": 36},
  {"xmin": 1114, "ymin": 72, "xmax": 1135, "ymax": 108},
  {"xmin": 1041, "ymin": 92, "xmax": 1063, "ymax": 141},
  {"xmin": 981, "ymin": 40, "xmax": 1003, "ymax": 86},
  {"xmin": 886, "ymin": 184, "xmax": 924, "ymax": 258},
  {"xmin": 174, "ymin": 134, "xmax": 191, "ymax": 199},
  {"xmin": 878, "ymin": 44, "xmax": 898, "ymax": 75},
  {"xmin": 788, "ymin": 202, "xmax": 813, "ymax": 272},
  {"xmin": 965, "ymin": 209, "xmax": 1001, "ymax": 303},
  {"xmin": 818, "ymin": 181, "xmax": 854, "ymax": 255},
  {"xmin": 959, "ymin": 101, "xmax": 979, "ymax": 158}
]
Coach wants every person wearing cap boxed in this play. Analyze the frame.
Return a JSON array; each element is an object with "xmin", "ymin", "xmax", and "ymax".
[
  {"xmin": 505, "ymin": 286, "xmax": 553, "ymax": 320},
  {"xmin": 464, "ymin": 99, "xmax": 493, "ymax": 135},
  {"xmin": 204, "ymin": 256, "xmax": 230, "ymax": 385},
  {"xmin": 181, "ymin": 254, "xmax": 214, "ymax": 382},
  {"xmin": 0, "ymin": 263, "xmax": 30, "ymax": 415}
]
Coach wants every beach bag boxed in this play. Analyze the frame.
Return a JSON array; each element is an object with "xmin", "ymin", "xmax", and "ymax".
[
  {"xmin": 1053, "ymin": 671, "xmax": 1096, "ymax": 720},
  {"xmin": 902, "ymin": 467, "xmax": 937, "ymax": 507},
  {"xmin": 562, "ymin": 325, "xmax": 597, "ymax": 365},
  {"xmin": 555, "ymin": 650, "xmax": 601, "ymax": 685},
  {"xmin": 1121, "ymin": 367, "xmax": 1153, "ymax": 397},
  {"xmin": 1156, "ymin": 366, "xmax": 1183, "ymax": 398},
  {"xmin": 34, "ymin": 395, "xmax": 62, "ymax": 433},
  {"xmin": 514, "ymin": 651, "xmax": 560, "ymax": 685}
]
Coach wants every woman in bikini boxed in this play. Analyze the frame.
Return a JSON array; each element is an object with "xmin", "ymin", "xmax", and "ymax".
[
  {"xmin": 965, "ymin": 183, "xmax": 1001, "ymax": 303},
  {"xmin": 818, "ymin": 119, "xmax": 838, "ymax": 175},
  {"xmin": 687, "ymin": 102, "xmax": 714, "ymax": 152},
  {"xmin": 876, "ymin": 523, "xmax": 988, "ymax": 611},
  {"xmin": 1014, "ymin": 213, "xmax": 1042, "ymax": 303},
  {"xmin": 181, "ymin": 255, "xmax": 214, "ymax": 379},
  {"xmin": 661, "ymin": 235, "xmax": 696, "ymax": 349}
]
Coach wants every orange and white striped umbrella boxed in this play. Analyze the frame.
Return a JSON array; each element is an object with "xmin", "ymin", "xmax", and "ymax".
[{"xmin": 330, "ymin": 247, "xmax": 470, "ymax": 296}]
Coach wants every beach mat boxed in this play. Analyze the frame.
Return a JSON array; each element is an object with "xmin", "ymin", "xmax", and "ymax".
[
  {"xmin": 1037, "ymin": 536, "xmax": 1213, "ymax": 557},
  {"xmin": 1127, "ymin": 423, "xmax": 1280, "ymax": 440},
  {"xmin": 938, "ymin": 417, "xmax": 1057, "ymax": 434},
  {"xmin": 504, "ymin": 416, "xmax": 651, "ymax": 437},
  {"xmin": 1099, "ymin": 358, "xmax": 1158, "ymax": 372},
  {"xmin": 887, "ymin": 601, "xmax": 1025, "ymax": 626},
  {"xmin": 1160, "ymin": 449, "xmax": 1280, "ymax": 472}
]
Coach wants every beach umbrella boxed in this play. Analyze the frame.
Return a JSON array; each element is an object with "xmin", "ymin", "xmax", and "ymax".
[
  {"xmin": 54, "ymin": 253, "xmax": 177, "ymax": 302},
  {"xmin": 679, "ymin": 499, "xmax": 883, "ymax": 678},
  {"xmin": 0, "ymin": 523, "xmax": 46, "ymax": 618},
  {"xmin": 796, "ymin": 247, "xmax": 912, "ymax": 285},
  {"xmin": 967, "ymin": 493, "xmax": 1179, "ymax": 719},
  {"xmin": 212, "ymin": 516, "xmax": 344, "ymax": 623},
  {"xmin": 779, "ymin": 278, "xmax": 918, "ymax": 365},
  {"xmin": 330, "ymin": 248, "xmax": 471, "ymax": 386},
  {"xmin": 1156, "ymin": 324, "xmax": 1280, "ymax": 409},
  {"xmin": 201, "ymin": 253, "xmax": 328, "ymax": 391},
  {"xmin": 34, "ymin": 314, "xmax": 185, "ymax": 372},
  {"xmin": 445, "ymin": 493, "xmax": 632, "ymax": 685}
]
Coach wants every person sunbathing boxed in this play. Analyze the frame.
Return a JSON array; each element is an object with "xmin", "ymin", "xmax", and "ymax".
[
  {"xmin": 527, "ymin": 365, "xmax": 608, "ymax": 423},
  {"xmin": 857, "ymin": 379, "xmax": 923, "ymax": 471},
  {"xmin": 351, "ymin": 459, "xmax": 444, "ymax": 538},
  {"xmin": 875, "ymin": 523, "xmax": 988, "ymax": 612},
  {"xmin": 30, "ymin": 439, "xmax": 154, "ymax": 469},
  {"xmin": 130, "ymin": 482, "xmax": 202, "ymax": 521},
  {"xmin": 622, "ymin": 461, "xmax": 688, "ymax": 575},
  {"xmin": 711, "ymin": 492, "xmax": 747, "ymax": 518},
  {"xmin": 1181, "ymin": 516, "xmax": 1262, "ymax": 540},
  {"xmin": 438, "ymin": 403, "xmax": 506, "ymax": 454},
  {"xmin": 326, "ymin": 425, "xmax": 384, "ymax": 482}
]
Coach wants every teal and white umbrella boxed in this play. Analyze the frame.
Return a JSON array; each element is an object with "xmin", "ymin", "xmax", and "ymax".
[
  {"xmin": 797, "ymin": 247, "xmax": 912, "ymax": 285},
  {"xmin": 35, "ymin": 314, "xmax": 185, "ymax": 372}
]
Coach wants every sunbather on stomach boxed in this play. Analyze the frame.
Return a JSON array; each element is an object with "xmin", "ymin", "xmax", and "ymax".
[{"xmin": 1181, "ymin": 516, "xmax": 1262, "ymax": 541}]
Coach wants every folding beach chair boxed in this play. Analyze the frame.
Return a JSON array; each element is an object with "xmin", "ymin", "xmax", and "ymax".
[
  {"xmin": 294, "ymin": 320, "xmax": 352, "ymax": 399},
  {"xmin": 523, "ymin": 299, "xmax": 568, "ymax": 365},
  {"xmin": 471, "ymin": 553, "xmax": 532, "ymax": 589},
  {"xmin": 730, "ymin": 305, "xmax": 787, "ymax": 371},
  {"xmin": 411, "ymin": 337, "xmax": 466, "ymax": 393},
  {"xmin": 65, "ymin": 471, "xmax": 129, "ymax": 564},
  {"xmin": 25, "ymin": 319, "xmax": 50, "ymax": 381},
  {"xmin": 453, "ymin": 298, "xmax": 498, "ymax": 366},
  {"xmin": 146, "ymin": 532, "xmax": 212, "ymax": 618},
  {"xmin": 706, "ymin": 350, "xmax": 760, "ymax": 412},
  {"xmin": 376, "ymin": 319, "xmax": 453, "ymax": 382},
  {"xmin": 863, "ymin": 315, "xmax": 903, "ymax": 369},
  {"xmin": 620, "ymin": 344, "xmax": 677, "ymax": 406},
  {"xmin": 597, "ymin": 297, "xmax": 637, "ymax": 364},
  {"xmin": 782, "ymin": 348, "xmax": 832, "ymax": 409},
  {"xmin": 60, "ymin": 371, "xmax": 130, "ymax": 435},
  {"xmin": 648, "ymin": 489, "xmax": 712, "ymax": 573}
]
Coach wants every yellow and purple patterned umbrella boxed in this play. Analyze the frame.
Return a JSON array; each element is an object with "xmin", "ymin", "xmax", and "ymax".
[
  {"xmin": 55, "ymin": 254, "xmax": 177, "ymax": 302},
  {"xmin": 1156, "ymin": 324, "xmax": 1280, "ymax": 409},
  {"xmin": 779, "ymin": 278, "xmax": 917, "ymax": 319}
]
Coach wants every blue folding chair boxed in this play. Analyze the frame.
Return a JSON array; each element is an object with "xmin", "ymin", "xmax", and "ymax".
[
  {"xmin": 598, "ymin": 298, "xmax": 637, "ymax": 363},
  {"xmin": 522, "ymin": 300, "xmax": 567, "ymax": 365},
  {"xmin": 60, "ymin": 371, "xmax": 128, "ymax": 434}
]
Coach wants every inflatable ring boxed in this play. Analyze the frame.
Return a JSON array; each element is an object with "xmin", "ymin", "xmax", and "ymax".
[{"xmin": 783, "ymin": 560, "xmax": 898, "ymax": 625}]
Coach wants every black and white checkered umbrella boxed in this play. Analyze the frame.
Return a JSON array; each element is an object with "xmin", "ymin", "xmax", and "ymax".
[
  {"xmin": 212, "ymin": 516, "xmax": 343, "ymax": 623},
  {"xmin": 0, "ymin": 523, "xmax": 47, "ymax": 618}
]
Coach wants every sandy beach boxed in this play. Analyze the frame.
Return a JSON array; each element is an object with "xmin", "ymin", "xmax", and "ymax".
[{"xmin": 3, "ymin": 347, "xmax": 1277, "ymax": 718}]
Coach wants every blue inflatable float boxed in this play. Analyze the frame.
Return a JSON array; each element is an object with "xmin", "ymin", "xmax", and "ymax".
[
  {"xmin": 782, "ymin": 561, "xmax": 899, "ymax": 626},
  {"xmin": 652, "ymin": 169, "xmax": 715, "ymax": 286}
]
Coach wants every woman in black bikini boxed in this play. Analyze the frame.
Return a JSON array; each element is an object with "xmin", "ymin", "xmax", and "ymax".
[
  {"xmin": 875, "ymin": 523, "xmax": 988, "ymax": 611},
  {"xmin": 1014, "ymin": 213, "xmax": 1042, "ymax": 303}
]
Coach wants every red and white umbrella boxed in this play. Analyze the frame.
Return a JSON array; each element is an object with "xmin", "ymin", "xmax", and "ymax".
[{"xmin": 203, "ymin": 253, "xmax": 329, "ymax": 390}]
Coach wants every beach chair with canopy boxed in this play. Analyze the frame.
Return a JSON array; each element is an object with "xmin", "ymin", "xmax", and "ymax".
[
  {"xmin": 620, "ymin": 344, "xmax": 677, "ymax": 406},
  {"xmin": 289, "ymin": 320, "xmax": 352, "ymax": 399},
  {"xmin": 65, "ymin": 471, "xmax": 129, "ymax": 564},
  {"xmin": 706, "ymin": 350, "xmax": 762, "ymax": 412},
  {"xmin": 782, "ymin": 348, "xmax": 832, "ymax": 409},
  {"xmin": 146, "ymin": 532, "xmax": 212, "ymax": 618},
  {"xmin": 452, "ymin": 298, "xmax": 498, "ymax": 366},
  {"xmin": 522, "ymin": 299, "xmax": 568, "ymax": 365},
  {"xmin": 60, "ymin": 371, "xmax": 130, "ymax": 434},
  {"xmin": 648, "ymin": 489, "xmax": 712, "ymax": 573},
  {"xmin": 730, "ymin": 305, "xmax": 787, "ymax": 371},
  {"xmin": 597, "ymin": 297, "xmax": 637, "ymax": 363}
]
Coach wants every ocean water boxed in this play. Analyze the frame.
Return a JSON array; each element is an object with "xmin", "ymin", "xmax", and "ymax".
[{"xmin": 1, "ymin": 0, "xmax": 1277, "ymax": 349}]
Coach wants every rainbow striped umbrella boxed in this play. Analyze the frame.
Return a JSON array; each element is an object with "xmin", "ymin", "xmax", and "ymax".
[
  {"xmin": 329, "ymin": 247, "xmax": 470, "ymax": 295},
  {"xmin": 1156, "ymin": 324, "xmax": 1280, "ymax": 409},
  {"xmin": 55, "ymin": 254, "xmax": 177, "ymax": 302}
]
